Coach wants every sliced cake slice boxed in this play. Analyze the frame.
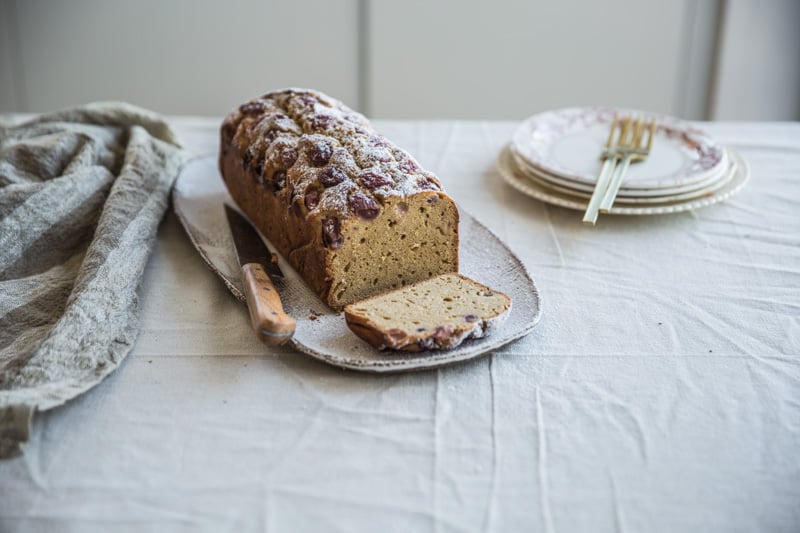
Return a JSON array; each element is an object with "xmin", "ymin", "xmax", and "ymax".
[{"xmin": 344, "ymin": 273, "xmax": 512, "ymax": 352}]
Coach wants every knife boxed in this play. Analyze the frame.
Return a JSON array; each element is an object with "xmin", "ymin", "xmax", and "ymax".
[{"xmin": 224, "ymin": 204, "xmax": 296, "ymax": 345}]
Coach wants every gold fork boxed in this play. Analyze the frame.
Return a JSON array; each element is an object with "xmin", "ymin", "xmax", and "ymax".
[
  {"xmin": 582, "ymin": 114, "xmax": 627, "ymax": 225},
  {"xmin": 599, "ymin": 117, "xmax": 656, "ymax": 212}
]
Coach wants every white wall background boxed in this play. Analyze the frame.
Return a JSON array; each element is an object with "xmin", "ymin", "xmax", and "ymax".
[
  {"xmin": 1, "ymin": 0, "xmax": 798, "ymax": 120},
  {"xmin": 711, "ymin": 0, "xmax": 800, "ymax": 120}
]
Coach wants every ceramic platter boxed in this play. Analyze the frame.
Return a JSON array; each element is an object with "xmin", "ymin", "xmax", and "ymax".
[
  {"xmin": 173, "ymin": 155, "xmax": 542, "ymax": 373},
  {"xmin": 511, "ymin": 107, "xmax": 727, "ymax": 190},
  {"xmin": 497, "ymin": 144, "xmax": 749, "ymax": 215}
]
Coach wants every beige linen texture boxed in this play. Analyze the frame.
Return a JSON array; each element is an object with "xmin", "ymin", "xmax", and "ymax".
[{"xmin": 0, "ymin": 103, "xmax": 184, "ymax": 457}]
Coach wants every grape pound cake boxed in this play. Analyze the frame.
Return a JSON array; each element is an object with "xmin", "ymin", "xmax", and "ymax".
[{"xmin": 220, "ymin": 88, "xmax": 459, "ymax": 310}]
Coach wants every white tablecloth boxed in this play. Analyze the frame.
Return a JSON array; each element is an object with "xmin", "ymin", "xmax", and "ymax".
[{"xmin": 1, "ymin": 118, "xmax": 798, "ymax": 533}]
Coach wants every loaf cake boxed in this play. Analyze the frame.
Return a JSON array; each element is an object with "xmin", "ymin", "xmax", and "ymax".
[
  {"xmin": 220, "ymin": 89, "xmax": 459, "ymax": 310},
  {"xmin": 344, "ymin": 273, "xmax": 511, "ymax": 351}
]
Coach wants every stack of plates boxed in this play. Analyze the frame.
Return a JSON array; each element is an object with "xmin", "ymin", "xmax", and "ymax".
[{"xmin": 497, "ymin": 107, "xmax": 749, "ymax": 215}]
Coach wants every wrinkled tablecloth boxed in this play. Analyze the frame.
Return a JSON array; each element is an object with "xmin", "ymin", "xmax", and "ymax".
[{"xmin": 0, "ymin": 117, "xmax": 797, "ymax": 532}]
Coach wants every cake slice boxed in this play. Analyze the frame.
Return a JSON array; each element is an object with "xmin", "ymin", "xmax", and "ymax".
[{"xmin": 344, "ymin": 273, "xmax": 511, "ymax": 351}]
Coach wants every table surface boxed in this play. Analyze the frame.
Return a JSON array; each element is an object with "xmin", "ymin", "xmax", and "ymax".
[{"xmin": 1, "ymin": 117, "xmax": 799, "ymax": 533}]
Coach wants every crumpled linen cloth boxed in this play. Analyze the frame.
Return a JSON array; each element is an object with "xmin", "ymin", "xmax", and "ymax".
[{"xmin": 0, "ymin": 103, "xmax": 184, "ymax": 458}]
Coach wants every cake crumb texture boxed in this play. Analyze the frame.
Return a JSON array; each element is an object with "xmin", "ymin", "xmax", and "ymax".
[{"xmin": 344, "ymin": 273, "xmax": 512, "ymax": 351}]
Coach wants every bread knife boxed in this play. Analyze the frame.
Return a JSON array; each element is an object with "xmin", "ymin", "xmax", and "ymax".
[{"xmin": 224, "ymin": 204, "xmax": 296, "ymax": 345}]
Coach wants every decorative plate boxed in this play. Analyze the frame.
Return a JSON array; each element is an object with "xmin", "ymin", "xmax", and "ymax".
[
  {"xmin": 511, "ymin": 107, "xmax": 727, "ymax": 190},
  {"xmin": 509, "ymin": 145, "xmax": 730, "ymax": 198},
  {"xmin": 173, "ymin": 155, "xmax": 542, "ymax": 373},
  {"xmin": 515, "ymin": 150, "xmax": 737, "ymax": 205},
  {"xmin": 497, "ymin": 145, "xmax": 749, "ymax": 215}
]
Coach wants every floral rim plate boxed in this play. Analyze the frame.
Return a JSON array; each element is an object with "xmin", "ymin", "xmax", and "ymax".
[
  {"xmin": 497, "ymin": 144, "xmax": 749, "ymax": 215},
  {"xmin": 173, "ymin": 154, "xmax": 542, "ymax": 373},
  {"xmin": 509, "ymin": 145, "xmax": 730, "ymax": 198},
  {"xmin": 511, "ymin": 107, "xmax": 726, "ymax": 190},
  {"xmin": 514, "ymin": 149, "xmax": 738, "ymax": 205}
]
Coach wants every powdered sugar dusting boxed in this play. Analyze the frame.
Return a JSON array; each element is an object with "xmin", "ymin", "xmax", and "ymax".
[{"xmin": 222, "ymin": 88, "xmax": 445, "ymax": 222}]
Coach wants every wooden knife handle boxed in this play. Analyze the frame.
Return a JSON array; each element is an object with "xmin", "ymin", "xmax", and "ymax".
[{"xmin": 241, "ymin": 263, "xmax": 296, "ymax": 345}]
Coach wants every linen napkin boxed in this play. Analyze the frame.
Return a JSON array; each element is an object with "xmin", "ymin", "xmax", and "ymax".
[{"xmin": 0, "ymin": 103, "xmax": 184, "ymax": 458}]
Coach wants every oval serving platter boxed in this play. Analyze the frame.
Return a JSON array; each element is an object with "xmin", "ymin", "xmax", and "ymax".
[{"xmin": 173, "ymin": 154, "xmax": 542, "ymax": 373}]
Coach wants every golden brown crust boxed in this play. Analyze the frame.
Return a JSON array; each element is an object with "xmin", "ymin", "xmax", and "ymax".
[{"xmin": 220, "ymin": 147, "xmax": 333, "ymax": 300}]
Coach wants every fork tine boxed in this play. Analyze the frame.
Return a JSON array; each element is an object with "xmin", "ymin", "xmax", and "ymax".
[
  {"xmin": 645, "ymin": 118, "xmax": 656, "ymax": 151},
  {"xmin": 619, "ymin": 115, "xmax": 633, "ymax": 147},
  {"xmin": 632, "ymin": 117, "xmax": 645, "ymax": 147},
  {"xmin": 604, "ymin": 114, "xmax": 619, "ymax": 153}
]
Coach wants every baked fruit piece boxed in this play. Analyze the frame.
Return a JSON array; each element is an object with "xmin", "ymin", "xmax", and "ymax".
[
  {"xmin": 219, "ymin": 88, "xmax": 459, "ymax": 310},
  {"xmin": 344, "ymin": 273, "xmax": 511, "ymax": 351}
]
